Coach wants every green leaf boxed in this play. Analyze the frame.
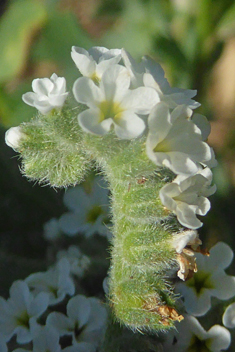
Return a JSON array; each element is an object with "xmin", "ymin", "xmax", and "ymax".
[
  {"xmin": 216, "ymin": 2, "xmax": 235, "ymax": 38},
  {"xmin": 0, "ymin": 0, "xmax": 47, "ymax": 83},
  {"xmin": 32, "ymin": 10, "xmax": 93, "ymax": 66}
]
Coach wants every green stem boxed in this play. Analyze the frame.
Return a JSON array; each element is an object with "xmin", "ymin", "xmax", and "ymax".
[{"xmin": 83, "ymin": 133, "xmax": 179, "ymax": 330}]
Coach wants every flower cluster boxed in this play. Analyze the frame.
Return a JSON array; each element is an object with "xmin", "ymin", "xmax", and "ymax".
[
  {"xmin": 6, "ymin": 46, "xmax": 217, "ymax": 231},
  {"xmin": 0, "ymin": 257, "xmax": 107, "ymax": 352}
]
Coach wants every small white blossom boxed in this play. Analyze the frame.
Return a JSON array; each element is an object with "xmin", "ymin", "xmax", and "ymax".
[
  {"xmin": 56, "ymin": 246, "xmax": 90, "ymax": 277},
  {"xmin": 43, "ymin": 218, "xmax": 62, "ymax": 241},
  {"xmin": 46, "ymin": 295, "xmax": 107, "ymax": 347},
  {"xmin": 13, "ymin": 326, "xmax": 95, "ymax": 352},
  {"xmin": 146, "ymin": 102, "xmax": 213, "ymax": 175},
  {"xmin": 122, "ymin": 49, "xmax": 200, "ymax": 109},
  {"xmin": 5, "ymin": 126, "xmax": 26, "ymax": 151},
  {"xmin": 22, "ymin": 73, "xmax": 68, "ymax": 114},
  {"xmin": 0, "ymin": 280, "xmax": 49, "ymax": 344},
  {"xmin": 59, "ymin": 177, "xmax": 110, "ymax": 238},
  {"xmin": 171, "ymin": 230, "xmax": 201, "ymax": 253},
  {"xmin": 223, "ymin": 303, "xmax": 235, "ymax": 329},
  {"xmin": 25, "ymin": 258, "xmax": 75, "ymax": 305},
  {"xmin": 176, "ymin": 242, "xmax": 235, "ymax": 316},
  {"xmin": 0, "ymin": 336, "xmax": 7, "ymax": 352},
  {"xmin": 71, "ymin": 46, "xmax": 121, "ymax": 82},
  {"xmin": 163, "ymin": 315, "xmax": 231, "ymax": 352},
  {"xmin": 171, "ymin": 230, "xmax": 202, "ymax": 280},
  {"xmin": 73, "ymin": 64, "xmax": 159, "ymax": 139},
  {"xmin": 159, "ymin": 167, "xmax": 216, "ymax": 229}
]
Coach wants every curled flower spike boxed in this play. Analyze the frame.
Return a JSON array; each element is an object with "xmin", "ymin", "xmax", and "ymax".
[
  {"xmin": 22, "ymin": 73, "xmax": 68, "ymax": 114},
  {"xmin": 71, "ymin": 46, "xmax": 121, "ymax": 82},
  {"xmin": 146, "ymin": 103, "xmax": 213, "ymax": 175},
  {"xmin": 159, "ymin": 167, "xmax": 216, "ymax": 229},
  {"xmin": 73, "ymin": 64, "xmax": 159, "ymax": 139}
]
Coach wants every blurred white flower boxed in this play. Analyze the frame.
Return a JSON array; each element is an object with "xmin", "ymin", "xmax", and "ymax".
[
  {"xmin": 159, "ymin": 167, "xmax": 216, "ymax": 229},
  {"xmin": 22, "ymin": 73, "xmax": 68, "ymax": 114},
  {"xmin": 56, "ymin": 246, "xmax": 90, "ymax": 277},
  {"xmin": 5, "ymin": 126, "xmax": 26, "ymax": 151},
  {"xmin": 13, "ymin": 325, "xmax": 95, "ymax": 352},
  {"xmin": 0, "ymin": 280, "xmax": 49, "ymax": 344},
  {"xmin": 73, "ymin": 64, "xmax": 159, "ymax": 139},
  {"xmin": 176, "ymin": 242, "xmax": 235, "ymax": 316},
  {"xmin": 43, "ymin": 218, "xmax": 62, "ymax": 241},
  {"xmin": 223, "ymin": 303, "xmax": 235, "ymax": 329},
  {"xmin": 146, "ymin": 103, "xmax": 212, "ymax": 175},
  {"xmin": 122, "ymin": 49, "xmax": 200, "ymax": 109},
  {"xmin": 163, "ymin": 315, "xmax": 231, "ymax": 352},
  {"xmin": 25, "ymin": 258, "xmax": 75, "ymax": 305},
  {"xmin": 71, "ymin": 46, "xmax": 121, "ymax": 82},
  {"xmin": 59, "ymin": 177, "xmax": 110, "ymax": 238},
  {"xmin": 46, "ymin": 294, "xmax": 107, "ymax": 347},
  {"xmin": 0, "ymin": 336, "xmax": 7, "ymax": 352}
]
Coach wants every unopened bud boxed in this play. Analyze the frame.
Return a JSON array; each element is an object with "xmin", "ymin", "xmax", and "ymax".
[{"xmin": 5, "ymin": 126, "xmax": 25, "ymax": 151}]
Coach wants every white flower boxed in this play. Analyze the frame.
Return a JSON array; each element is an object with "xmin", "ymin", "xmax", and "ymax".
[
  {"xmin": 25, "ymin": 258, "xmax": 75, "ymax": 305},
  {"xmin": 5, "ymin": 126, "xmax": 26, "ymax": 151},
  {"xmin": 192, "ymin": 113, "xmax": 218, "ymax": 168},
  {"xmin": 43, "ymin": 218, "xmax": 62, "ymax": 241},
  {"xmin": 71, "ymin": 46, "xmax": 121, "ymax": 82},
  {"xmin": 223, "ymin": 303, "xmax": 235, "ymax": 329},
  {"xmin": 171, "ymin": 230, "xmax": 201, "ymax": 254},
  {"xmin": 159, "ymin": 167, "xmax": 216, "ymax": 229},
  {"xmin": 59, "ymin": 177, "xmax": 110, "ymax": 238},
  {"xmin": 163, "ymin": 315, "xmax": 231, "ymax": 352},
  {"xmin": 122, "ymin": 49, "xmax": 200, "ymax": 109},
  {"xmin": 56, "ymin": 246, "xmax": 90, "ymax": 277},
  {"xmin": 0, "ymin": 336, "xmax": 7, "ymax": 352},
  {"xmin": 13, "ymin": 326, "xmax": 95, "ymax": 352},
  {"xmin": 146, "ymin": 102, "xmax": 213, "ymax": 175},
  {"xmin": 73, "ymin": 64, "xmax": 159, "ymax": 139},
  {"xmin": 176, "ymin": 242, "xmax": 235, "ymax": 316},
  {"xmin": 46, "ymin": 295, "xmax": 107, "ymax": 347},
  {"xmin": 0, "ymin": 280, "xmax": 49, "ymax": 344},
  {"xmin": 171, "ymin": 230, "xmax": 202, "ymax": 280},
  {"xmin": 22, "ymin": 73, "xmax": 68, "ymax": 114}
]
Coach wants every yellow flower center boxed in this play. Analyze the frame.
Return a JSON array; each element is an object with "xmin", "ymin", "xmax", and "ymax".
[
  {"xmin": 98, "ymin": 101, "xmax": 124, "ymax": 122},
  {"xmin": 187, "ymin": 271, "xmax": 213, "ymax": 295}
]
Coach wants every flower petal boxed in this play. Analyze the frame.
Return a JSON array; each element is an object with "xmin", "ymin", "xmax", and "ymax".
[
  {"xmin": 114, "ymin": 111, "xmax": 146, "ymax": 139},
  {"xmin": 73, "ymin": 77, "xmax": 103, "ymax": 107},
  {"xmin": 78, "ymin": 109, "xmax": 112, "ymax": 135}
]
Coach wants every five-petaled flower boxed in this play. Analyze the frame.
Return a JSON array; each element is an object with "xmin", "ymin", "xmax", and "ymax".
[
  {"xmin": 163, "ymin": 315, "xmax": 231, "ymax": 352},
  {"xmin": 73, "ymin": 64, "xmax": 159, "ymax": 139},
  {"xmin": 176, "ymin": 242, "xmax": 235, "ymax": 316},
  {"xmin": 22, "ymin": 73, "xmax": 68, "ymax": 114},
  {"xmin": 71, "ymin": 46, "xmax": 121, "ymax": 82},
  {"xmin": 146, "ymin": 102, "xmax": 213, "ymax": 176},
  {"xmin": 159, "ymin": 167, "xmax": 216, "ymax": 229}
]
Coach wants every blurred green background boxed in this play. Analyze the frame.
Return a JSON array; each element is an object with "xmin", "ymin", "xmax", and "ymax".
[{"xmin": 0, "ymin": 0, "xmax": 235, "ymax": 321}]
